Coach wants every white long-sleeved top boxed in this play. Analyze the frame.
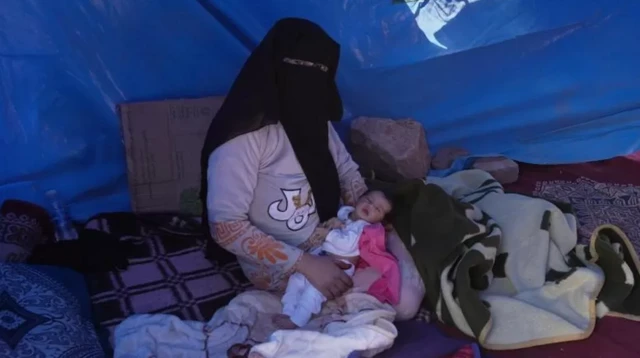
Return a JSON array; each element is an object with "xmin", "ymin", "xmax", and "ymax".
[{"xmin": 321, "ymin": 206, "xmax": 368, "ymax": 258}]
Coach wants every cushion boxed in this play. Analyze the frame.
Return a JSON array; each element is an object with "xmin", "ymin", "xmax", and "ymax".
[
  {"xmin": 0, "ymin": 200, "xmax": 55, "ymax": 263},
  {"xmin": 0, "ymin": 263, "xmax": 105, "ymax": 357},
  {"xmin": 84, "ymin": 213, "xmax": 251, "ymax": 346}
]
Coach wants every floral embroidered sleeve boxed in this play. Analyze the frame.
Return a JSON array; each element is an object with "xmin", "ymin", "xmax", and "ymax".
[
  {"xmin": 207, "ymin": 134, "xmax": 303, "ymax": 290},
  {"xmin": 211, "ymin": 221, "xmax": 302, "ymax": 290},
  {"xmin": 327, "ymin": 123, "xmax": 368, "ymax": 206}
]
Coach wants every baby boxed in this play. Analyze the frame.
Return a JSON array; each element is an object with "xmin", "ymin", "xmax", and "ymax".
[{"xmin": 275, "ymin": 190, "xmax": 393, "ymax": 329}]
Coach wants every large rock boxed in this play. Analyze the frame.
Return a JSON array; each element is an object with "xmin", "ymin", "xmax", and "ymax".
[{"xmin": 350, "ymin": 117, "xmax": 430, "ymax": 182}]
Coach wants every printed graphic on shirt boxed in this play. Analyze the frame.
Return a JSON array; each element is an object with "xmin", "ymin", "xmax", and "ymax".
[{"xmin": 267, "ymin": 188, "xmax": 317, "ymax": 231}]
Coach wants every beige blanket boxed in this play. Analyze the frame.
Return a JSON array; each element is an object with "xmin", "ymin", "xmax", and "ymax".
[{"xmin": 392, "ymin": 169, "xmax": 640, "ymax": 350}]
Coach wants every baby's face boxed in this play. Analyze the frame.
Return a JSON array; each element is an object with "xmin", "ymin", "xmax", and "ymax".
[{"xmin": 354, "ymin": 191, "xmax": 392, "ymax": 223}]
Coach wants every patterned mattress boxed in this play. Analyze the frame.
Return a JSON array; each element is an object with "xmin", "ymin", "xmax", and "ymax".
[{"xmin": 83, "ymin": 213, "xmax": 252, "ymax": 351}]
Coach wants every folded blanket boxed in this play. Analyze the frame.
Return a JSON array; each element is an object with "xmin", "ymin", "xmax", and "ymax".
[
  {"xmin": 113, "ymin": 291, "xmax": 396, "ymax": 358},
  {"xmin": 391, "ymin": 169, "xmax": 640, "ymax": 350}
]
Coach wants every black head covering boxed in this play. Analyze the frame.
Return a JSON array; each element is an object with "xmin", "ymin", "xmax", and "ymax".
[{"xmin": 200, "ymin": 18, "xmax": 343, "ymax": 253}]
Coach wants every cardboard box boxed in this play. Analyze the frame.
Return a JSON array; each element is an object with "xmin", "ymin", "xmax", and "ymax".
[{"xmin": 118, "ymin": 96, "xmax": 225, "ymax": 215}]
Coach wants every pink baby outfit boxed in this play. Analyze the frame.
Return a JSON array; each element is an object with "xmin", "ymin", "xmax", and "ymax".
[{"xmin": 357, "ymin": 223, "xmax": 401, "ymax": 305}]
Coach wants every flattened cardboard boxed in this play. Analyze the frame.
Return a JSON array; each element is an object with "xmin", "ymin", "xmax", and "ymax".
[{"xmin": 118, "ymin": 96, "xmax": 224, "ymax": 215}]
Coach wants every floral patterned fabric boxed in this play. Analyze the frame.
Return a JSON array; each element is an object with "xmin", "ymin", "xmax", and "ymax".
[
  {"xmin": 0, "ymin": 263, "xmax": 105, "ymax": 357},
  {"xmin": 506, "ymin": 156, "xmax": 640, "ymax": 253},
  {"xmin": 0, "ymin": 200, "xmax": 54, "ymax": 263},
  {"xmin": 533, "ymin": 177, "xmax": 640, "ymax": 249}
]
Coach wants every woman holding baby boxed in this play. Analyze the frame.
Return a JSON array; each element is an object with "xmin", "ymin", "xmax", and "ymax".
[{"xmin": 200, "ymin": 18, "xmax": 424, "ymax": 322}]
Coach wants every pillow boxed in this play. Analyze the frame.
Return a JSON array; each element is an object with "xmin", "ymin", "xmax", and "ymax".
[
  {"xmin": 0, "ymin": 200, "xmax": 55, "ymax": 263},
  {"xmin": 0, "ymin": 263, "xmax": 105, "ymax": 357}
]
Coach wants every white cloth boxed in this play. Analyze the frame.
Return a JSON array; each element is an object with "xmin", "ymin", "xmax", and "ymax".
[
  {"xmin": 281, "ymin": 206, "xmax": 366, "ymax": 326},
  {"xmin": 321, "ymin": 206, "xmax": 368, "ymax": 257},
  {"xmin": 253, "ymin": 293, "xmax": 397, "ymax": 358},
  {"xmin": 253, "ymin": 309, "xmax": 397, "ymax": 358},
  {"xmin": 113, "ymin": 291, "xmax": 397, "ymax": 358},
  {"xmin": 282, "ymin": 262, "xmax": 356, "ymax": 327}
]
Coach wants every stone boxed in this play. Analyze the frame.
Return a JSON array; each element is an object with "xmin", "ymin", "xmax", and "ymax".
[
  {"xmin": 350, "ymin": 117, "xmax": 430, "ymax": 182},
  {"xmin": 431, "ymin": 147, "xmax": 470, "ymax": 170},
  {"xmin": 473, "ymin": 157, "xmax": 520, "ymax": 184}
]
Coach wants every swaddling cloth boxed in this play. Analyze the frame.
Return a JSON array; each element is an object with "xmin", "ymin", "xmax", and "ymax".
[{"xmin": 281, "ymin": 206, "xmax": 367, "ymax": 326}]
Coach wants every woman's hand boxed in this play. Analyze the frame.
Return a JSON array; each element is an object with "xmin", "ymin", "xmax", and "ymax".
[
  {"xmin": 320, "ymin": 218, "xmax": 344, "ymax": 230},
  {"xmin": 297, "ymin": 253, "xmax": 353, "ymax": 300}
]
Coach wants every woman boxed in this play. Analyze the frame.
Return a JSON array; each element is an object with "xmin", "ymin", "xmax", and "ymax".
[{"xmin": 200, "ymin": 18, "xmax": 424, "ymax": 319}]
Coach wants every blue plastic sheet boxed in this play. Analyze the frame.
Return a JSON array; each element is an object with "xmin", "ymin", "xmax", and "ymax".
[{"xmin": 1, "ymin": 0, "xmax": 640, "ymax": 219}]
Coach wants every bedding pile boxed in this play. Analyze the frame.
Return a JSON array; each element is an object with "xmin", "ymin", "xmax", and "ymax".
[
  {"xmin": 391, "ymin": 169, "xmax": 640, "ymax": 350},
  {"xmin": 113, "ymin": 291, "xmax": 397, "ymax": 358}
]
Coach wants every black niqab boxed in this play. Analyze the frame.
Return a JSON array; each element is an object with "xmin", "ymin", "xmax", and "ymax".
[{"xmin": 200, "ymin": 18, "xmax": 343, "ymax": 248}]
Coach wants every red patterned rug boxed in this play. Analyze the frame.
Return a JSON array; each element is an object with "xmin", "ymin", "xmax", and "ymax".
[
  {"xmin": 507, "ymin": 154, "xmax": 640, "ymax": 252},
  {"xmin": 490, "ymin": 154, "xmax": 640, "ymax": 358}
]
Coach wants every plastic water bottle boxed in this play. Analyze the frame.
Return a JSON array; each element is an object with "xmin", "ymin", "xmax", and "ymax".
[{"xmin": 46, "ymin": 190, "xmax": 79, "ymax": 241}]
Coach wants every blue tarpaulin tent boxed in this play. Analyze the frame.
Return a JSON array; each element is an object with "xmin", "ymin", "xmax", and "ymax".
[{"xmin": 1, "ymin": 0, "xmax": 639, "ymax": 219}]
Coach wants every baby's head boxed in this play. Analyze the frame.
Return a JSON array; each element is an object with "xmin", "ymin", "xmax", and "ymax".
[{"xmin": 354, "ymin": 190, "xmax": 393, "ymax": 224}]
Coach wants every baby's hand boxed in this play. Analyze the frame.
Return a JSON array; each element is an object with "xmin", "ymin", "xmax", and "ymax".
[{"xmin": 321, "ymin": 217, "xmax": 344, "ymax": 230}]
